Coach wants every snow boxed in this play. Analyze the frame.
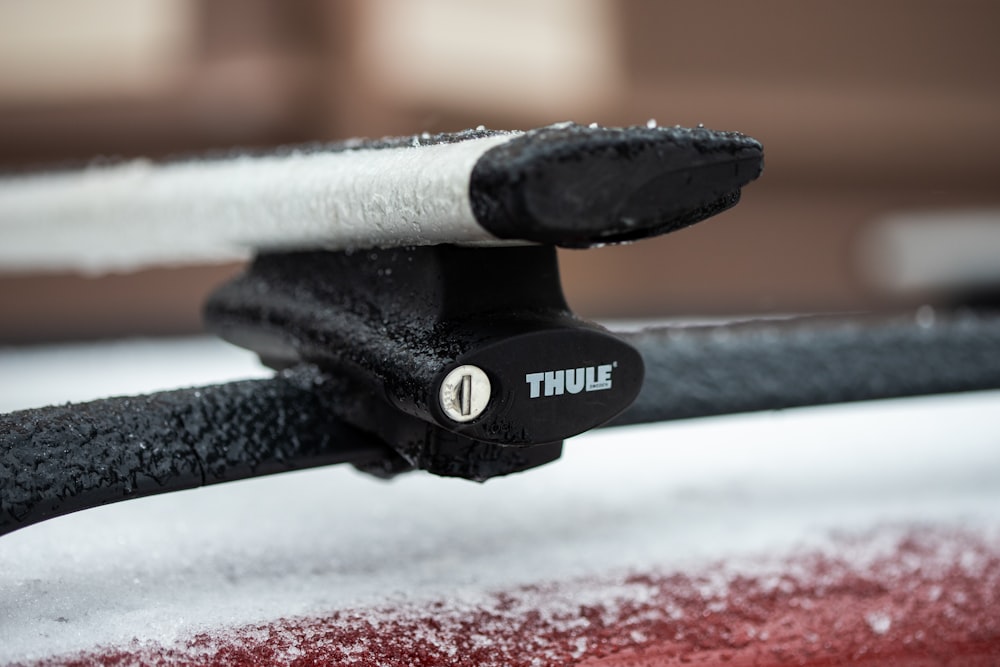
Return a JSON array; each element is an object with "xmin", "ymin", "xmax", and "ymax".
[
  {"xmin": 0, "ymin": 337, "xmax": 270, "ymax": 413},
  {"xmin": 1, "ymin": 338, "xmax": 1000, "ymax": 663},
  {"xmin": 865, "ymin": 611, "xmax": 892, "ymax": 635}
]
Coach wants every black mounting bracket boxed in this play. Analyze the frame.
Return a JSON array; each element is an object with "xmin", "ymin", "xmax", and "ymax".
[{"xmin": 205, "ymin": 245, "xmax": 644, "ymax": 481}]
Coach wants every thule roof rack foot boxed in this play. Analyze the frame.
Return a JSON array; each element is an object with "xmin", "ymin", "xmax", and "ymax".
[{"xmin": 205, "ymin": 244, "xmax": 643, "ymax": 480}]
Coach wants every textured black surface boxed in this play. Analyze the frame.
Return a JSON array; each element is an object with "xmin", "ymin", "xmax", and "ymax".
[
  {"xmin": 206, "ymin": 246, "xmax": 642, "ymax": 446},
  {"xmin": 205, "ymin": 246, "xmax": 565, "ymax": 427},
  {"xmin": 0, "ymin": 367, "xmax": 389, "ymax": 536},
  {"xmin": 470, "ymin": 123, "xmax": 763, "ymax": 247},
  {"xmin": 4, "ymin": 308, "xmax": 1000, "ymax": 536},
  {"xmin": 612, "ymin": 308, "xmax": 1000, "ymax": 425}
]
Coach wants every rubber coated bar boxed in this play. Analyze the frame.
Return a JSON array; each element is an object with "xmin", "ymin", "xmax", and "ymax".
[
  {"xmin": 0, "ymin": 367, "xmax": 389, "ymax": 536},
  {"xmin": 612, "ymin": 308, "xmax": 1000, "ymax": 425}
]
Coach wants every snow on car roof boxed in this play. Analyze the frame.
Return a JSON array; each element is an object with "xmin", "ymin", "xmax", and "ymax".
[{"xmin": 2, "ymin": 338, "xmax": 999, "ymax": 664}]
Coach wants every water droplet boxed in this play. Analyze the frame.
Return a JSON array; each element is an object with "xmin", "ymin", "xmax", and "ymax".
[
  {"xmin": 696, "ymin": 123, "xmax": 705, "ymax": 129},
  {"xmin": 646, "ymin": 118, "xmax": 658, "ymax": 128},
  {"xmin": 420, "ymin": 132, "xmax": 431, "ymax": 139},
  {"xmin": 588, "ymin": 122, "xmax": 599, "ymax": 129},
  {"xmin": 475, "ymin": 124, "xmax": 486, "ymax": 131}
]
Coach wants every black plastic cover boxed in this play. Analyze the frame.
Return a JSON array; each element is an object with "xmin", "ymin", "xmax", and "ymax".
[{"xmin": 470, "ymin": 123, "xmax": 763, "ymax": 247}]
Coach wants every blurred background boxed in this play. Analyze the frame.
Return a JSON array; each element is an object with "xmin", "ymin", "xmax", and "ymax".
[{"xmin": 1, "ymin": 0, "xmax": 998, "ymax": 343}]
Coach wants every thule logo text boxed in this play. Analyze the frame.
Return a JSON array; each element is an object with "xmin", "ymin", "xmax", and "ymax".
[{"xmin": 525, "ymin": 363, "xmax": 616, "ymax": 398}]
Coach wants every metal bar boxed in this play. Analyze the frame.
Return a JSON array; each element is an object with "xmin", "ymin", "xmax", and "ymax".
[
  {"xmin": 610, "ymin": 308, "xmax": 1000, "ymax": 426},
  {"xmin": 0, "ymin": 366, "xmax": 391, "ymax": 537},
  {"xmin": 5, "ymin": 307, "xmax": 998, "ymax": 536}
]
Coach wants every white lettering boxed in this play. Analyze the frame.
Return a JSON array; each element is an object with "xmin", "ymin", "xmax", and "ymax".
[
  {"xmin": 581, "ymin": 364, "xmax": 613, "ymax": 391},
  {"xmin": 525, "ymin": 372, "xmax": 544, "ymax": 398},
  {"xmin": 544, "ymin": 370, "xmax": 565, "ymax": 396},
  {"xmin": 525, "ymin": 362, "xmax": 616, "ymax": 399},
  {"xmin": 565, "ymin": 368, "xmax": 585, "ymax": 394}
]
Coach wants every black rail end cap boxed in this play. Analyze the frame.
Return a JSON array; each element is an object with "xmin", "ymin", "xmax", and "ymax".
[{"xmin": 469, "ymin": 122, "xmax": 763, "ymax": 247}]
